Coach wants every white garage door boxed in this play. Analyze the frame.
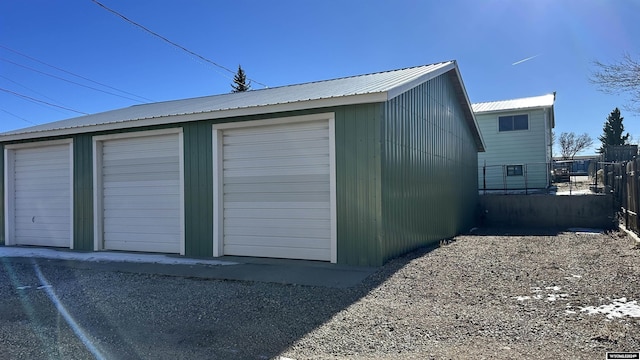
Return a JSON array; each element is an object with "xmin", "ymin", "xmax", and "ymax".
[
  {"xmin": 221, "ymin": 120, "xmax": 331, "ymax": 261},
  {"xmin": 100, "ymin": 133, "xmax": 181, "ymax": 253},
  {"xmin": 11, "ymin": 144, "xmax": 72, "ymax": 247}
]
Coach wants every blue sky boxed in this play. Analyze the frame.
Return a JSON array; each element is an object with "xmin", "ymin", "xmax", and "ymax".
[{"xmin": 1, "ymin": 0, "xmax": 638, "ymax": 154}]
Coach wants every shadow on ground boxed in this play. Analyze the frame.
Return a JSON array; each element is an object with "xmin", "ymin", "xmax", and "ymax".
[{"xmin": 0, "ymin": 244, "xmax": 441, "ymax": 360}]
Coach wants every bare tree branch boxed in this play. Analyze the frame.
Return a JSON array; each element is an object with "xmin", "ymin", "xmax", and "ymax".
[
  {"xmin": 590, "ymin": 53, "xmax": 640, "ymax": 113},
  {"xmin": 559, "ymin": 132, "xmax": 594, "ymax": 160}
]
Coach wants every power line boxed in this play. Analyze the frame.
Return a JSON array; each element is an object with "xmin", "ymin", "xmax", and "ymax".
[
  {"xmin": 0, "ymin": 44, "xmax": 154, "ymax": 102},
  {"xmin": 91, "ymin": 0, "xmax": 267, "ymax": 88},
  {"xmin": 0, "ymin": 74, "xmax": 71, "ymax": 108},
  {"xmin": 0, "ymin": 87, "xmax": 89, "ymax": 115},
  {"xmin": 0, "ymin": 107, "xmax": 38, "ymax": 125},
  {"xmin": 1, "ymin": 57, "xmax": 147, "ymax": 103}
]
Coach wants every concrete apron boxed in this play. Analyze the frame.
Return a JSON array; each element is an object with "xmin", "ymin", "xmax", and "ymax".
[{"xmin": 0, "ymin": 247, "xmax": 376, "ymax": 289}]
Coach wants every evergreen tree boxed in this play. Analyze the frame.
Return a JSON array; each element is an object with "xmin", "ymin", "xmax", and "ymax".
[
  {"xmin": 598, "ymin": 107, "xmax": 629, "ymax": 152},
  {"xmin": 231, "ymin": 65, "xmax": 251, "ymax": 92}
]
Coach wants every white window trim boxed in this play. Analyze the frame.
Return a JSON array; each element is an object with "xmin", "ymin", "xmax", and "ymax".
[
  {"xmin": 212, "ymin": 112, "xmax": 338, "ymax": 263},
  {"xmin": 92, "ymin": 128, "xmax": 185, "ymax": 255},
  {"xmin": 4, "ymin": 139, "xmax": 74, "ymax": 248}
]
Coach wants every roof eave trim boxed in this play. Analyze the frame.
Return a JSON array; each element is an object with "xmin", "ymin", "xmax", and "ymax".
[
  {"xmin": 448, "ymin": 65, "xmax": 486, "ymax": 152},
  {"xmin": 386, "ymin": 62, "xmax": 455, "ymax": 100},
  {"xmin": 473, "ymin": 104, "xmax": 554, "ymax": 114},
  {"xmin": 0, "ymin": 92, "xmax": 387, "ymax": 142}
]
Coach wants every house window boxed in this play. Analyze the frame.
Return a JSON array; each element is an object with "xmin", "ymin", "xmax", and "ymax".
[
  {"xmin": 499, "ymin": 114, "xmax": 528, "ymax": 131},
  {"xmin": 506, "ymin": 165, "xmax": 523, "ymax": 176}
]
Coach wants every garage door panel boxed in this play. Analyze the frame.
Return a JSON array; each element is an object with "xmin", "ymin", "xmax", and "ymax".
[
  {"xmin": 13, "ymin": 236, "xmax": 68, "ymax": 247},
  {"xmin": 103, "ymin": 171, "xmax": 180, "ymax": 183},
  {"xmin": 16, "ymin": 229, "xmax": 69, "ymax": 238},
  {"xmin": 225, "ymin": 235, "xmax": 329, "ymax": 249},
  {"xmin": 104, "ymin": 223, "xmax": 180, "ymax": 235},
  {"xmin": 223, "ymin": 217, "xmax": 330, "ymax": 228},
  {"xmin": 103, "ymin": 240, "xmax": 178, "ymax": 253},
  {"xmin": 224, "ymin": 122, "xmax": 329, "ymax": 139},
  {"xmin": 105, "ymin": 216, "xmax": 180, "ymax": 227},
  {"xmin": 103, "ymin": 196, "xmax": 180, "ymax": 210},
  {"xmin": 11, "ymin": 143, "xmax": 71, "ymax": 248},
  {"xmin": 225, "ymin": 226, "xmax": 328, "ymax": 238},
  {"xmin": 223, "ymin": 201, "xmax": 329, "ymax": 209},
  {"xmin": 224, "ymin": 141, "xmax": 328, "ymax": 159},
  {"xmin": 224, "ymin": 165, "xmax": 328, "ymax": 178},
  {"xmin": 104, "ymin": 209, "xmax": 178, "ymax": 218},
  {"xmin": 221, "ymin": 120, "xmax": 331, "ymax": 261},
  {"xmin": 224, "ymin": 207, "xmax": 329, "ymax": 219},
  {"xmin": 225, "ymin": 182, "xmax": 328, "ymax": 194},
  {"xmin": 224, "ymin": 192, "xmax": 329, "ymax": 203},
  {"xmin": 101, "ymin": 133, "xmax": 181, "ymax": 254},
  {"xmin": 224, "ymin": 245, "xmax": 330, "ymax": 261},
  {"xmin": 104, "ymin": 186, "xmax": 180, "ymax": 197},
  {"xmin": 15, "ymin": 190, "xmax": 70, "ymax": 200},
  {"xmin": 16, "ymin": 215, "xmax": 70, "ymax": 225},
  {"xmin": 104, "ymin": 179, "xmax": 179, "ymax": 188},
  {"xmin": 224, "ymin": 155, "xmax": 329, "ymax": 170},
  {"xmin": 102, "ymin": 155, "xmax": 178, "ymax": 168}
]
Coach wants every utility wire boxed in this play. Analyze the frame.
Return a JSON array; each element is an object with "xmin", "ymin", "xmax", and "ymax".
[
  {"xmin": 0, "ymin": 107, "xmax": 38, "ymax": 125},
  {"xmin": 0, "ymin": 74, "xmax": 71, "ymax": 108},
  {"xmin": 0, "ymin": 44, "xmax": 154, "ymax": 102},
  {"xmin": 1, "ymin": 57, "xmax": 147, "ymax": 103},
  {"xmin": 0, "ymin": 88, "xmax": 88, "ymax": 115},
  {"xmin": 91, "ymin": 0, "xmax": 268, "ymax": 88}
]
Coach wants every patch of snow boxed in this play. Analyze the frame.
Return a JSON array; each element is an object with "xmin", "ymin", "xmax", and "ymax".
[
  {"xmin": 565, "ymin": 310, "xmax": 577, "ymax": 314},
  {"xmin": 579, "ymin": 299, "xmax": 640, "ymax": 319},
  {"xmin": 515, "ymin": 296, "xmax": 531, "ymax": 301},
  {"xmin": 547, "ymin": 293, "xmax": 569, "ymax": 301},
  {"xmin": 0, "ymin": 247, "xmax": 238, "ymax": 266},
  {"xmin": 567, "ymin": 227, "xmax": 604, "ymax": 235},
  {"xmin": 545, "ymin": 286, "xmax": 562, "ymax": 291}
]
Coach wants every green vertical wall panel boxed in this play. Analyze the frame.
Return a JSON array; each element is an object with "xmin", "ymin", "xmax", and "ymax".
[
  {"xmin": 183, "ymin": 121, "xmax": 213, "ymax": 257},
  {"xmin": 73, "ymin": 134, "xmax": 94, "ymax": 250},
  {"xmin": 334, "ymin": 104, "xmax": 383, "ymax": 266},
  {"xmin": 380, "ymin": 73, "xmax": 479, "ymax": 263}
]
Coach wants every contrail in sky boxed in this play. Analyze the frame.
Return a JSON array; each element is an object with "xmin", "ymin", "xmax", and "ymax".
[{"xmin": 512, "ymin": 54, "xmax": 541, "ymax": 66}]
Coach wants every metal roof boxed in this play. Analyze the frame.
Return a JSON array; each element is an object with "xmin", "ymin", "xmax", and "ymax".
[
  {"xmin": 472, "ymin": 93, "xmax": 555, "ymax": 113},
  {"xmin": 0, "ymin": 61, "xmax": 483, "ymax": 150}
]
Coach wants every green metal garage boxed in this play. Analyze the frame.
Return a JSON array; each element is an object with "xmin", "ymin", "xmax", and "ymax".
[{"xmin": 1, "ymin": 61, "xmax": 484, "ymax": 266}]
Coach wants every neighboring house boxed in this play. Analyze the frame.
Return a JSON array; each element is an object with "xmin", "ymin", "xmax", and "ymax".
[
  {"xmin": 0, "ymin": 61, "xmax": 484, "ymax": 266},
  {"xmin": 473, "ymin": 93, "xmax": 555, "ymax": 190}
]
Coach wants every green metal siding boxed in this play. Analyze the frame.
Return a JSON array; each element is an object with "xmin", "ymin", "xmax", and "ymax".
[
  {"xmin": 334, "ymin": 104, "xmax": 383, "ymax": 266},
  {"xmin": 380, "ymin": 74, "xmax": 479, "ymax": 263},
  {"xmin": 183, "ymin": 121, "xmax": 213, "ymax": 257},
  {"xmin": 73, "ymin": 135, "xmax": 93, "ymax": 250}
]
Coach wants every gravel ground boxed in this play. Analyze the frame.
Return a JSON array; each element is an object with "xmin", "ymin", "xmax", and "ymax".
[{"xmin": 1, "ymin": 228, "xmax": 639, "ymax": 359}]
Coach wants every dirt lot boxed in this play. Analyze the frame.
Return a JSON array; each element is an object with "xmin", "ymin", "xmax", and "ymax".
[
  {"xmin": 1, "ymin": 229, "xmax": 639, "ymax": 359},
  {"xmin": 280, "ymin": 228, "xmax": 640, "ymax": 359}
]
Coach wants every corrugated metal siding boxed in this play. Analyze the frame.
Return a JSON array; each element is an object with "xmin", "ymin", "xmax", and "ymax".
[
  {"xmin": 334, "ymin": 104, "xmax": 383, "ymax": 266},
  {"xmin": 381, "ymin": 74, "xmax": 478, "ymax": 263},
  {"xmin": 73, "ymin": 134, "xmax": 93, "ymax": 250},
  {"xmin": 183, "ymin": 122, "xmax": 213, "ymax": 257}
]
